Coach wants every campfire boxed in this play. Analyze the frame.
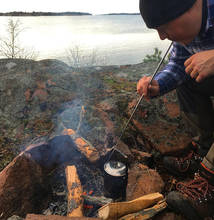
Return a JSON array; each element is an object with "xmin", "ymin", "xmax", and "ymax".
[
  {"xmin": 0, "ymin": 99, "xmax": 167, "ymax": 220},
  {"xmin": 0, "ymin": 59, "xmax": 191, "ymax": 220},
  {"xmin": 0, "ymin": 129, "xmax": 167, "ymax": 220}
]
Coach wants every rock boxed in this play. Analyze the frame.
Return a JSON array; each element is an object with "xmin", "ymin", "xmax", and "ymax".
[
  {"xmin": 129, "ymin": 92, "xmax": 192, "ymax": 155},
  {"xmin": 116, "ymin": 72, "xmax": 128, "ymax": 78},
  {"xmin": 126, "ymin": 163, "xmax": 164, "ymax": 201},
  {"xmin": 0, "ymin": 59, "xmax": 195, "ymax": 171},
  {"xmin": 153, "ymin": 210, "xmax": 213, "ymax": 220},
  {"xmin": 94, "ymin": 67, "xmax": 102, "ymax": 71},
  {"xmin": 7, "ymin": 216, "xmax": 24, "ymax": 220},
  {"xmin": 153, "ymin": 211, "xmax": 185, "ymax": 220},
  {"xmin": 32, "ymin": 89, "xmax": 48, "ymax": 101},
  {"xmin": 5, "ymin": 62, "xmax": 17, "ymax": 70},
  {"xmin": 0, "ymin": 154, "xmax": 48, "ymax": 219},
  {"xmin": 24, "ymin": 88, "xmax": 32, "ymax": 102},
  {"xmin": 130, "ymin": 149, "xmax": 152, "ymax": 165}
]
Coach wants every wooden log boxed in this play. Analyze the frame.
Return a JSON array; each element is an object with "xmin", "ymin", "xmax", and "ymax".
[
  {"xmin": 118, "ymin": 200, "xmax": 167, "ymax": 220},
  {"xmin": 74, "ymin": 137, "xmax": 99, "ymax": 163},
  {"xmin": 25, "ymin": 214, "xmax": 101, "ymax": 220},
  {"xmin": 98, "ymin": 193, "xmax": 164, "ymax": 220},
  {"xmin": 65, "ymin": 166, "xmax": 83, "ymax": 217},
  {"xmin": 62, "ymin": 129, "xmax": 99, "ymax": 163}
]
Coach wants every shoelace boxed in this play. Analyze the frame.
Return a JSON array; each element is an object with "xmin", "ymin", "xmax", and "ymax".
[
  {"xmin": 176, "ymin": 151, "xmax": 194, "ymax": 172},
  {"xmin": 176, "ymin": 175, "xmax": 213, "ymax": 201}
]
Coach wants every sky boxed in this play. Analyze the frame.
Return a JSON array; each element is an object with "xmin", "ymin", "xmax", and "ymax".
[{"xmin": 0, "ymin": 0, "xmax": 140, "ymax": 15}]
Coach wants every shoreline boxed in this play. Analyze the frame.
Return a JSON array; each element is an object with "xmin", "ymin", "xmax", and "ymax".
[{"xmin": 0, "ymin": 12, "xmax": 140, "ymax": 17}]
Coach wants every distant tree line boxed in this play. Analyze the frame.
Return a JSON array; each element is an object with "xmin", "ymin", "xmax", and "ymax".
[
  {"xmin": 0, "ymin": 11, "xmax": 92, "ymax": 16},
  {"xmin": 103, "ymin": 13, "xmax": 140, "ymax": 15}
]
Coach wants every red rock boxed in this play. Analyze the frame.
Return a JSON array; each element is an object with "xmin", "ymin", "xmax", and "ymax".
[
  {"xmin": 165, "ymin": 102, "xmax": 180, "ymax": 118},
  {"xmin": 15, "ymin": 124, "xmax": 25, "ymax": 139},
  {"xmin": 120, "ymin": 65, "xmax": 130, "ymax": 69},
  {"xmin": 130, "ymin": 149, "xmax": 152, "ymax": 164},
  {"xmin": 126, "ymin": 163, "xmax": 164, "ymax": 201},
  {"xmin": 96, "ymin": 108, "xmax": 115, "ymax": 133},
  {"xmin": 132, "ymin": 119, "xmax": 192, "ymax": 155},
  {"xmin": 36, "ymin": 81, "xmax": 46, "ymax": 89},
  {"xmin": 128, "ymin": 99, "xmax": 137, "ymax": 110},
  {"xmin": 47, "ymin": 79, "xmax": 56, "ymax": 86},
  {"xmin": 32, "ymin": 89, "xmax": 48, "ymax": 101},
  {"xmin": 24, "ymin": 88, "xmax": 32, "ymax": 102},
  {"xmin": 0, "ymin": 154, "xmax": 46, "ymax": 219}
]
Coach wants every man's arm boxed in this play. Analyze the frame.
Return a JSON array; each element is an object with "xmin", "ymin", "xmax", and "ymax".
[
  {"xmin": 137, "ymin": 42, "xmax": 191, "ymax": 98},
  {"xmin": 154, "ymin": 42, "xmax": 191, "ymax": 96}
]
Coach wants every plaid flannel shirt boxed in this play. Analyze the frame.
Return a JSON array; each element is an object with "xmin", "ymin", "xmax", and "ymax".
[{"xmin": 154, "ymin": 0, "xmax": 214, "ymax": 96}]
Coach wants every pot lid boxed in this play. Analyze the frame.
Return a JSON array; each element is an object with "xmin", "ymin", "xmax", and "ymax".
[{"xmin": 104, "ymin": 160, "xmax": 127, "ymax": 177}]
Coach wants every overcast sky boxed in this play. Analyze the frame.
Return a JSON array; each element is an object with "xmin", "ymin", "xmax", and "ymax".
[{"xmin": 0, "ymin": 0, "xmax": 140, "ymax": 14}]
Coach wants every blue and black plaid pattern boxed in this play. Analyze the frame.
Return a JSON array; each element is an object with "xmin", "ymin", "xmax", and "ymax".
[{"xmin": 154, "ymin": 0, "xmax": 214, "ymax": 95}]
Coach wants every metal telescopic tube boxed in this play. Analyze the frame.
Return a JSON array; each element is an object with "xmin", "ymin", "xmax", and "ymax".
[
  {"xmin": 118, "ymin": 41, "xmax": 173, "ymax": 140},
  {"xmin": 107, "ymin": 41, "xmax": 173, "ymax": 160}
]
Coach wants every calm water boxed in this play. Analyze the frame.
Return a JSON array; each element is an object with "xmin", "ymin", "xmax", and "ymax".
[{"xmin": 0, "ymin": 15, "xmax": 170, "ymax": 65}]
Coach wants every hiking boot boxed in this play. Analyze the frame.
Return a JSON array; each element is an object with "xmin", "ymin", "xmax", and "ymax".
[
  {"xmin": 166, "ymin": 164, "xmax": 214, "ymax": 220},
  {"xmin": 163, "ymin": 142, "xmax": 203, "ymax": 176}
]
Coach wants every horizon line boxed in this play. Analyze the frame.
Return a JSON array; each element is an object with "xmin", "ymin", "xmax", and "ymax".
[{"xmin": 0, "ymin": 11, "xmax": 140, "ymax": 15}]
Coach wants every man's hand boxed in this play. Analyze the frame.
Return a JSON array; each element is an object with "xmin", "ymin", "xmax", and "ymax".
[
  {"xmin": 184, "ymin": 49, "xmax": 214, "ymax": 82},
  {"xmin": 137, "ymin": 76, "xmax": 160, "ymax": 99}
]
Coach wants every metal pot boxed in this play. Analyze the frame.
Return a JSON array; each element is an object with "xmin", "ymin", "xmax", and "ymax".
[{"xmin": 103, "ymin": 160, "xmax": 128, "ymax": 200}]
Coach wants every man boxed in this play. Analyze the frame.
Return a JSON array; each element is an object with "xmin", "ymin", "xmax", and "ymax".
[{"xmin": 138, "ymin": 0, "xmax": 214, "ymax": 219}]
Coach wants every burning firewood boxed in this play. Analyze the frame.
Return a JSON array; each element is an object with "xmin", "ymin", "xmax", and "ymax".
[
  {"xmin": 61, "ymin": 105, "xmax": 100, "ymax": 163},
  {"xmin": 63, "ymin": 128, "xmax": 99, "ymax": 163},
  {"xmin": 65, "ymin": 166, "xmax": 84, "ymax": 217}
]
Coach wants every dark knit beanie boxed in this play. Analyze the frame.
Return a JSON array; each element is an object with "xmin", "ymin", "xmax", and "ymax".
[{"xmin": 139, "ymin": 0, "xmax": 197, "ymax": 28}]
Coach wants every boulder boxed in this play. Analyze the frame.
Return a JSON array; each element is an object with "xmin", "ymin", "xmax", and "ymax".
[
  {"xmin": 153, "ymin": 211, "xmax": 185, "ymax": 220},
  {"xmin": 7, "ymin": 216, "xmax": 24, "ymax": 220},
  {"xmin": 0, "ymin": 154, "xmax": 47, "ymax": 219},
  {"xmin": 126, "ymin": 163, "xmax": 164, "ymax": 201}
]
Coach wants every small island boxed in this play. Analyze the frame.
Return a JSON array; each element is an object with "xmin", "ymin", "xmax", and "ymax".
[
  {"xmin": 102, "ymin": 13, "xmax": 140, "ymax": 15},
  {"xmin": 0, "ymin": 11, "xmax": 141, "ymax": 16},
  {"xmin": 0, "ymin": 11, "xmax": 92, "ymax": 16}
]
